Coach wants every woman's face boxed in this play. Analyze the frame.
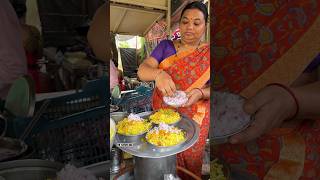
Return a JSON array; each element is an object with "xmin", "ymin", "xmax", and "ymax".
[{"xmin": 179, "ymin": 8, "xmax": 206, "ymax": 44}]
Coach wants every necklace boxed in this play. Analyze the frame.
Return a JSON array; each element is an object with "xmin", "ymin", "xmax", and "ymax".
[{"xmin": 175, "ymin": 39, "xmax": 201, "ymax": 57}]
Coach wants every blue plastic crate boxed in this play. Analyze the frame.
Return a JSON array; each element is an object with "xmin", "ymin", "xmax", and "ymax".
[
  {"xmin": 112, "ymin": 86, "xmax": 153, "ymax": 113},
  {"xmin": 37, "ymin": 76, "xmax": 108, "ymax": 120},
  {"xmin": 9, "ymin": 76, "xmax": 108, "ymax": 139}
]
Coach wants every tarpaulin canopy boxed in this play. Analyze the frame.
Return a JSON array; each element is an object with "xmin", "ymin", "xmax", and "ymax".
[{"xmin": 110, "ymin": 0, "xmax": 171, "ymax": 36}]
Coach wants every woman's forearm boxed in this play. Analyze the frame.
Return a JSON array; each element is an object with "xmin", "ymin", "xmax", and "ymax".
[
  {"xmin": 291, "ymin": 71, "xmax": 318, "ymax": 87},
  {"xmin": 137, "ymin": 63, "xmax": 161, "ymax": 82},
  {"xmin": 201, "ymin": 86, "xmax": 210, "ymax": 99},
  {"xmin": 292, "ymin": 81, "xmax": 320, "ymax": 118},
  {"xmin": 137, "ymin": 62, "xmax": 162, "ymax": 82}
]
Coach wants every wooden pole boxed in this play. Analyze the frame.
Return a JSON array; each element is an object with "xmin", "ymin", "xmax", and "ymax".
[{"xmin": 166, "ymin": 0, "xmax": 171, "ymax": 38}]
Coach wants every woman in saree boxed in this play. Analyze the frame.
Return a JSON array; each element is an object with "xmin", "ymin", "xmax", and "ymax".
[
  {"xmin": 213, "ymin": 1, "xmax": 320, "ymax": 179},
  {"xmin": 138, "ymin": 1, "xmax": 210, "ymax": 178}
]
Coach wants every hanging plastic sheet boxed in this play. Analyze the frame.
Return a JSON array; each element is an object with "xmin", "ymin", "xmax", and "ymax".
[{"xmin": 119, "ymin": 48, "xmax": 137, "ymax": 78}]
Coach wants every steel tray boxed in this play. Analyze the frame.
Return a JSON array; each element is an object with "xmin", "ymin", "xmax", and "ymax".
[{"xmin": 115, "ymin": 111, "xmax": 200, "ymax": 158}]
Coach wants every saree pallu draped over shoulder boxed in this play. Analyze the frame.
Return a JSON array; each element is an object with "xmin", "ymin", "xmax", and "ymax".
[{"xmin": 212, "ymin": 0, "xmax": 320, "ymax": 179}]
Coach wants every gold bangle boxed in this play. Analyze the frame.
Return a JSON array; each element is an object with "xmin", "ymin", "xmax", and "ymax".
[{"xmin": 194, "ymin": 88, "xmax": 204, "ymax": 99}]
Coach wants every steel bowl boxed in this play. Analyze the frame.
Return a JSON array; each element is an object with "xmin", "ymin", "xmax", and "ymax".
[
  {"xmin": 116, "ymin": 128, "xmax": 150, "ymax": 144},
  {"xmin": 149, "ymin": 109, "xmax": 181, "ymax": 126},
  {"xmin": 110, "ymin": 112, "xmax": 128, "ymax": 123},
  {"xmin": 145, "ymin": 127, "xmax": 187, "ymax": 152},
  {"xmin": 113, "ymin": 112, "xmax": 152, "ymax": 144}
]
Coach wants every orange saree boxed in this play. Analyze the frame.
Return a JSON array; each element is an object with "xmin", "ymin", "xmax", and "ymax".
[
  {"xmin": 152, "ymin": 43, "xmax": 210, "ymax": 178},
  {"xmin": 212, "ymin": 0, "xmax": 320, "ymax": 179}
]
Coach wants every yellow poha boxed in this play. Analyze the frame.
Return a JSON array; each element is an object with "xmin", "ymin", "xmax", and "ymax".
[
  {"xmin": 150, "ymin": 109, "xmax": 180, "ymax": 124},
  {"xmin": 146, "ymin": 123, "xmax": 185, "ymax": 147},
  {"xmin": 117, "ymin": 118, "xmax": 152, "ymax": 136}
]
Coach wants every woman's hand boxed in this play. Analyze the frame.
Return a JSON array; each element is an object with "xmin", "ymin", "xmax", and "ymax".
[
  {"xmin": 183, "ymin": 88, "xmax": 203, "ymax": 107},
  {"xmin": 229, "ymin": 85, "xmax": 297, "ymax": 144},
  {"xmin": 155, "ymin": 70, "xmax": 176, "ymax": 97}
]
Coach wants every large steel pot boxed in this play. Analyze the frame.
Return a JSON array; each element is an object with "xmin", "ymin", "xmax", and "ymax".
[{"xmin": 0, "ymin": 159, "xmax": 63, "ymax": 180}]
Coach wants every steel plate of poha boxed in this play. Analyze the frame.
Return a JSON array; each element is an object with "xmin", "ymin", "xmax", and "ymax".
[
  {"xmin": 149, "ymin": 109, "xmax": 181, "ymax": 125},
  {"xmin": 146, "ymin": 123, "xmax": 186, "ymax": 147},
  {"xmin": 116, "ymin": 113, "xmax": 152, "ymax": 136}
]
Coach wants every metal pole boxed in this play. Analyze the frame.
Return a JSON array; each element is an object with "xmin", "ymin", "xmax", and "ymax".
[{"xmin": 166, "ymin": 0, "xmax": 171, "ymax": 38}]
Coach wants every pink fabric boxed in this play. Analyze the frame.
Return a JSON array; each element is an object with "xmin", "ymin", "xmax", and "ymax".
[
  {"xmin": 110, "ymin": 60, "xmax": 119, "ymax": 90},
  {"xmin": 0, "ymin": 0, "xmax": 27, "ymax": 99}
]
